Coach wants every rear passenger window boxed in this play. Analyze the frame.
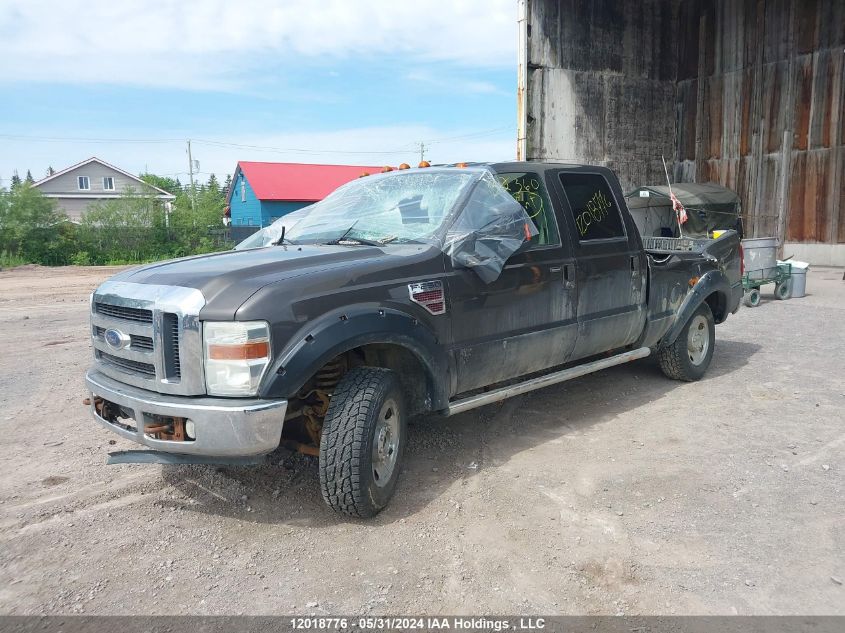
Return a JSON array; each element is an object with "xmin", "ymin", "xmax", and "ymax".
[
  {"xmin": 559, "ymin": 173, "xmax": 625, "ymax": 241},
  {"xmin": 496, "ymin": 172, "xmax": 560, "ymax": 247}
]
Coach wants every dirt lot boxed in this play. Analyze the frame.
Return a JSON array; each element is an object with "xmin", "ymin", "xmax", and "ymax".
[{"xmin": 0, "ymin": 264, "xmax": 842, "ymax": 615}]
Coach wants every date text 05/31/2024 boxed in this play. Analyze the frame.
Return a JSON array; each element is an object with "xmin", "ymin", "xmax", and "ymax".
[{"xmin": 290, "ymin": 617, "xmax": 547, "ymax": 631}]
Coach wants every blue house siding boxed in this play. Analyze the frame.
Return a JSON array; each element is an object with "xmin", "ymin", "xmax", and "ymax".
[
  {"xmin": 229, "ymin": 172, "xmax": 263, "ymax": 226},
  {"xmin": 229, "ymin": 170, "xmax": 313, "ymax": 227},
  {"xmin": 262, "ymin": 201, "xmax": 312, "ymax": 224}
]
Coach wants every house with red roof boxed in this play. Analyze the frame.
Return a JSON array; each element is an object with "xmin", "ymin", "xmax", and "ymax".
[{"xmin": 225, "ymin": 161, "xmax": 381, "ymax": 232}]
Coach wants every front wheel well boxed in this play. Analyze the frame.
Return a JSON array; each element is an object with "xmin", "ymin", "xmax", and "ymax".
[
  {"xmin": 294, "ymin": 343, "xmax": 434, "ymax": 418},
  {"xmin": 350, "ymin": 343, "xmax": 433, "ymax": 416}
]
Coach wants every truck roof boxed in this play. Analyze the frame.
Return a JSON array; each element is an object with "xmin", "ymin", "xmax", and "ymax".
[{"xmin": 430, "ymin": 161, "xmax": 617, "ymax": 177}]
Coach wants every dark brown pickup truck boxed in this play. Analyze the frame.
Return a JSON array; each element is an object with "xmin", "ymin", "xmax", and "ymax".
[{"xmin": 86, "ymin": 162, "xmax": 743, "ymax": 517}]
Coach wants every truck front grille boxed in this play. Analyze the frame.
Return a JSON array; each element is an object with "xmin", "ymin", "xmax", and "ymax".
[
  {"xmin": 162, "ymin": 313, "xmax": 181, "ymax": 379},
  {"xmin": 94, "ymin": 326, "xmax": 154, "ymax": 352},
  {"xmin": 90, "ymin": 282, "xmax": 205, "ymax": 396},
  {"xmin": 97, "ymin": 350, "xmax": 156, "ymax": 377},
  {"xmin": 95, "ymin": 302, "xmax": 153, "ymax": 323},
  {"xmin": 92, "ymin": 304, "xmax": 177, "ymax": 384},
  {"xmin": 92, "ymin": 302, "xmax": 181, "ymax": 385}
]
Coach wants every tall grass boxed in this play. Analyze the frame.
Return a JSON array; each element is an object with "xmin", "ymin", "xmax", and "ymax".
[{"xmin": 0, "ymin": 250, "xmax": 27, "ymax": 268}]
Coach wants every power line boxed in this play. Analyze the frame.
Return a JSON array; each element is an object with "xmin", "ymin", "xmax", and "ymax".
[
  {"xmin": 0, "ymin": 127, "xmax": 514, "ymax": 155},
  {"xmin": 190, "ymin": 138, "xmax": 409, "ymax": 156},
  {"xmin": 422, "ymin": 126, "xmax": 513, "ymax": 144},
  {"xmin": 0, "ymin": 133, "xmax": 180, "ymax": 144}
]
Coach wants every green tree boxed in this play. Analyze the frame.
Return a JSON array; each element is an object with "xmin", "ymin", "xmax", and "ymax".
[
  {"xmin": 207, "ymin": 173, "xmax": 220, "ymax": 195},
  {"xmin": 166, "ymin": 178, "xmax": 227, "ymax": 255},
  {"xmin": 2, "ymin": 172, "xmax": 232, "ymax": 267},
  {"xmin": 24, "ymin": 170, "xmax": 34, "ymax": 185},
  {"xmin": 10, "ymin": 172, "xmax": 21, "ymax": 190},
  {"xmin": 139, "ymin": 173, "xmax": 182, "ymax": 195},
  {"xmin": 0, "ymin": 184, "xmax": 72, "ymax": 265},
  {"xmin": 46, "ymin": 166, "xmax": 55, "ymax": 177},
  {"xmin": 78, "ymin": 186, "xmax": 168, "ymax": 263}
]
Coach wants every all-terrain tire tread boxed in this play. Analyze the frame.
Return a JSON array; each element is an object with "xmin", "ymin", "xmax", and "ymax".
[
  {"xmin": 319, "ymin": 367, "xmax": 397, "ymax": 518},
  {"xmin": 656, "ymin": 341, "xmax": 686, "ymax": 381},
  {"xmin": 656, "ymin": 302, "xmax": 714, "ymax": 382}
]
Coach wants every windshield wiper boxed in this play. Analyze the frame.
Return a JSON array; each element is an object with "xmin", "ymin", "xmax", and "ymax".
[
  {"xmin": 326, "ymin": 236, "xmax": 384, "ymax": 246},
  {"xmin": 321, "ymin": 222, "xmax": 398, "ymax": 247},
  {"xmin": 272, "ymin": 225, "xmax": 298, "ymax": 246}
]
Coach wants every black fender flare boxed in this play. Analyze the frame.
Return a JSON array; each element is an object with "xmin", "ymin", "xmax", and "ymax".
[
  {"xmin": 259, "ymin": 305, "xmax": 451, "ymax": 410},
  {"xmin": 659, "ymin": 270, "xmax": 732, "ymax": 347}
]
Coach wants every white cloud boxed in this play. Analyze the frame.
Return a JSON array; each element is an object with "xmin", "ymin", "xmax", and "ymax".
[
  {"xmin": 406, "ymin": 70, "xmax": 505, "ymax": 95},
  {"xmin": 0, "ymin": 125, "xmax": 516, "ymax": 185},
  {"xmin": 0, "ymin": 0, "xmax": 517, "ymax": 89}
]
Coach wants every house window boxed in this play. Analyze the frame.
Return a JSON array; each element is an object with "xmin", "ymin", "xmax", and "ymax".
[
  {"xmin": 102, "ymin": 177, "xmax": 115, "ymax": 191},
  {"xmin": 240, "ymin": 179, "xmax": 246, "ymax": 203},
  {"xmin": 78, "ymin": 176, "xmax": 90, "ymax": 190}
]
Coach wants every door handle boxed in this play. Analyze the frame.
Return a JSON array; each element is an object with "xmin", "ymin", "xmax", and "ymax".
[{"xmin": 563, "ymin": 264, "xmax": 575, "ymax": 289}]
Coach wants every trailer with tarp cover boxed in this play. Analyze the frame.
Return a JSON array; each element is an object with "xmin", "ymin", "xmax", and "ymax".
[{"xmin": 625, "ymin": 183, "xmax": 744, "ymax": 241}]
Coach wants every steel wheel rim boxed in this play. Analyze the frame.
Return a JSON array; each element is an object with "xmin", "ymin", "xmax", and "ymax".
[
  {"xmin": 372, "ymin": 398, "xmax": 400, "ymax": 487},
  {"xmin": 687, "ymin": 315, "xmax": 710, "ymax": 366}
]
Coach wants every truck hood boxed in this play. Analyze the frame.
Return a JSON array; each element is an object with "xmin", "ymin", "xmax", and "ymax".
[{"xmin": 114, "ymin": 244, "xmax": 411, "ymax": 319}]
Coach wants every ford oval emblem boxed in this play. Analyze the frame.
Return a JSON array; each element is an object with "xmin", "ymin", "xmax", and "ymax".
[{"xmin": 104, "ymin": 328, "xmax": 131, "ymax": 350}]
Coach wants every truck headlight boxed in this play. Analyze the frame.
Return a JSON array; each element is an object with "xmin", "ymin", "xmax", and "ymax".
[{"xmin": 203, "ymin": 321, "xmax": 271, "ymax": 396}]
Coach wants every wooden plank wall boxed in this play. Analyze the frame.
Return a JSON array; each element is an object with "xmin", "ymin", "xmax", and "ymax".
[
  {"xmin": 674, "ymin": 0, "xmax": 845, "ymax": 244},
  {"xmin": 527, "ymin": 0, "xmax": 844, "ymax": 245}
]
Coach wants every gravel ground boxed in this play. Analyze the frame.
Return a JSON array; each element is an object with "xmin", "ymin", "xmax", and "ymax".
[{"xmin": 0, "ymin": 264, "xmax": 842, "ymax": 615}]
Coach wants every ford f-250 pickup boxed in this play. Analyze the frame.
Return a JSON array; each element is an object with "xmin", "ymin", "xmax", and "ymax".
[{"xmin": 85, "ymin": 162, "xmax": 743, "ymax": 517}]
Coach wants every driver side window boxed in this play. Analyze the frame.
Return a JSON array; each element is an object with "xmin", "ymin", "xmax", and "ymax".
[{"xmin": 496, "ymin": 172, "xmax": 560, "ymax": 247}]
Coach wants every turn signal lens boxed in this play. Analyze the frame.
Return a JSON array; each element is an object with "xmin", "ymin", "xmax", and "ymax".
[
  {"xmin": 418, "ymin": 161, "xmax": 430, "ymax": 168},
  {"xmin": 398, "ymin": 163, "xmax": 411, "ymax": 170},
  {"xmin": 208, "ymin": 340, "xmax": 270, "ymax": 360}
]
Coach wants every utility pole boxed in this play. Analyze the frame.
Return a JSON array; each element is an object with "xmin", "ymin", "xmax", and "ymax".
[
  {"xmin": 418, "ymin": 141, "xmax": 426, "ymax": 163},
  {"xmin": 187, "ymin": 139, "xmax": 196, "ymax": 211}
]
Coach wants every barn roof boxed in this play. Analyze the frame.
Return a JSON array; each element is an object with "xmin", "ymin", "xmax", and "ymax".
[{"xmin": 230, "ymin": 161, "xmax": 383, "ymax": 203}]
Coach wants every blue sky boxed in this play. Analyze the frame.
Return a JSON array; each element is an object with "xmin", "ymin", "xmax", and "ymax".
[{"xmin": 0, "ymin": 0, "xmax": 517, "ymax": 185}]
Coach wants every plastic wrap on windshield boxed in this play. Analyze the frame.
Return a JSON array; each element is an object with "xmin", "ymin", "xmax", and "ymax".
[
  {"xmin": 442, "ymin": 171, "xmax": 538, "ymax": 283},
  {"xmin": 233, "ymin": 169, "xmax": 539, "ymax": 284},
  {"xmin": 284, "ymin": 170, "xmax": 476, "ymax": 246},
  {"xmin": 233, "ymin": 204, "xmax": 315, "ymax": 250}
]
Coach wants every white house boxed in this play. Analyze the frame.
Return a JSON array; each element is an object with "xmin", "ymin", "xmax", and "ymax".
[{"xmin": 33, "ymin": 157, "xmax": 176, "ymax": 221}]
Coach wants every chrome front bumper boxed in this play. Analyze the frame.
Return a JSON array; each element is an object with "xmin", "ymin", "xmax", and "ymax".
[{"xmin": 85, "ymin": 369, "xmax": 286, "ymax": 457}]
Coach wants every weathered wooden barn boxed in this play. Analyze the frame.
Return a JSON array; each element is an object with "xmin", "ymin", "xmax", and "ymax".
[{"xmin": 518, "ymin": 0, "xmax": 845, "ymax": 264}]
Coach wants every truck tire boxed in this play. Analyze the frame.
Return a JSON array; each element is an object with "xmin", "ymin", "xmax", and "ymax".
[
  {"xmin": 657, "ymin": 302, "xmax": 715, "ymax": 382},
  {"xmin": 319, "ymin": 367, "xmax": 407, "ymax": 518}
]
